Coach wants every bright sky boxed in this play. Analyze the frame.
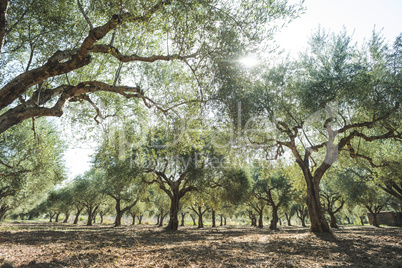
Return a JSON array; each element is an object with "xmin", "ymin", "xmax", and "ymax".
[
  {"xmin": 64, "ymin": 0, "xmax": 402, "ymax": 180},
  {"xmin": 275, "ymin": 0, "xmax": 402, "ymax": 56}
]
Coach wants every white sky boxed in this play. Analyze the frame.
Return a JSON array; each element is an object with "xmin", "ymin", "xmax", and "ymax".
[
  {"xmin": 64, "ymin": 0, "xmax": 402, "ymax": 179},
  {"xmin": 276, "ymin": 0, "xmax": 402, "ymax": 56}
]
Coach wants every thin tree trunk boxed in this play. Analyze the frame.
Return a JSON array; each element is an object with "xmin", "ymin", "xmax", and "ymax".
[
  {"xmin": 180, "ymin": 212, "xmax": 187, "ymax": 226},
  {"xmin": 49, "ymin": 212, "xmax": 56, "ymax": 222},
  {"xmin": 158, "ymin": 210, "xmax": 164, "ymax": 226},
  {"xmin": 211, "ymin": 209, "xmax": 216, "ymax": 227},
  {"xmin": 74, "ymin": 208, "xmax": 83, "ymax": 224},
  {"xmin": 114, "ymin": 199, "xmax": 122, "ymax": 227},
  {"xmin": 360, "ymin": 215, "xmax": 365, "ymax": 226},
  {"xmin": 92, "ymin": 206, "xmax": 99, "ymax": 224},
  {"xmin": 55, "ymin": 213, "xmax": 60, "ymax": 223},
  {"xmin": 224, "ymin": 217, "xmax": 227, "ymax": 225},
  {"xmin": 285, "ymin": 212, "xmax": 292, "ymax": 226},
  {"xmin": 190, "ymin": 214, "xmax": 196, "ymax": 226},
  {"xmin": 220, "ymin": 215, "xmax": 223, "ymax": 226},
  {"xmin": 258, "ymin": 210, "xmax": 263, "ymax": 228},
  {"xmin": 137, "ymin": 215, "xmax": 143, "ymax": 224}
]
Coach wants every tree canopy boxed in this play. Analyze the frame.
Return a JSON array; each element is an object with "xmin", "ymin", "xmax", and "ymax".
[{"xmin": 0, "ymin": 0, "xmax": 303, "ymax": 134}]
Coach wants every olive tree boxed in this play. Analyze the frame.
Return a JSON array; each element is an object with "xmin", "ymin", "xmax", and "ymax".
[
  {"xmin": 219, "ymin": 30, "xmax": 401, "ymax": 232},
  {"xmin": 0, "ymin": 0, "xmax": 303, "ymax": 134}
]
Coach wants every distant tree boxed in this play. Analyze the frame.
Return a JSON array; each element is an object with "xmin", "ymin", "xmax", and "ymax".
[
  {"xmin": 248, "ymin": 195, "xmax": 266, "ymax": 228},
  {"xmin": 320, "ymin": 169, "xmax": 347, "ymax": 228},
  {"xmin": 340, "ymin": 167, "xmax": 391, "ymax": 227},
  {"xmin": 134, "ymin": 123, "xmax": 225, "ymax": 231},
  {"xmin": 252, "ymin": 167, "xmax": 292, "ymax": 230},
  {"xmin": 188, "ymin": 191, "xmax": 209, "ymax": 228},
  {"xmin": 73, "ymin": 170, "xmax": 104, "ymax": 226}
]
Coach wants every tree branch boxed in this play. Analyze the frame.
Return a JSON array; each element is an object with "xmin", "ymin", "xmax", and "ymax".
[
  {"xmin": 0, "ymin": 82, "xmax": 142, "ymax": 134},
  {"xmin": 0, "ymin": 1, "xmax": 168, "ymax": 114},
  {"xmin": 90, "ymin": 44, "xmax": 199, "ymax": 63},
  {"xmin": 77, "ymin": 0, "xmax": 93, "ymax": 30},
  {"xmin": 337, "ymin": 102, "xmax": 400, "ymax": 134}
]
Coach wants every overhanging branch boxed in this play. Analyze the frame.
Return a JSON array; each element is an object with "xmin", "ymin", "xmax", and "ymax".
[{"xmin": 90, "ymin": 44, "xmax": 199, "ymax": 63}]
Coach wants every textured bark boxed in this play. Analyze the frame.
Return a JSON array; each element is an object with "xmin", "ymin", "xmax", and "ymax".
[
  {"xmin": 269, "ymin": 206, "xmax": 279, "ymax": 230},
  {"xmin": 166, "ymin": 193, "xmax": 179, "ymax": 230},
  {"xmin": 304, "ymin": 170, "xmax": 330, "ymax": 232}
]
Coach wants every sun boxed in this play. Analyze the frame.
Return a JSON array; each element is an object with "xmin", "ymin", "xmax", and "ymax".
[{"xmin": 238, "ymin": 55, "xmax": 259, "ymax": 68}]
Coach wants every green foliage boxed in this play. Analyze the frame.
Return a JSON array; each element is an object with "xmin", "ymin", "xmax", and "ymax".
[
  {"xmin": 0, "ymin": 118, "xmax": 66, "ymax": 216},
  {"xmin": 219, "ymin": 168, "xmax": 251, "ymax": 205},
  {"xmin": 72, "ymin": 169, "xmax": 104, "ymax": 209}
]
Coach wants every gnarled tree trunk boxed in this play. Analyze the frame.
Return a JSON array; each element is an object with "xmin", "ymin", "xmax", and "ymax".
[
  {"xmin": 166, "ymin": 192, "xmax": 180, "ymax": 230},
  {"xmin": 305, "ymin": 172, "xmax": 330, "ymax": 232},
  {"xmin": 269, "ymin": 205, "xmax": 279, "ymax": 230}
]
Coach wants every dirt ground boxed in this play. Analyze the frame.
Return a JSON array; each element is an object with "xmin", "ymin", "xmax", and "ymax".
[{"xmin": 0, "ymin": 222, "xmax": 401, "ymax": 268}]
